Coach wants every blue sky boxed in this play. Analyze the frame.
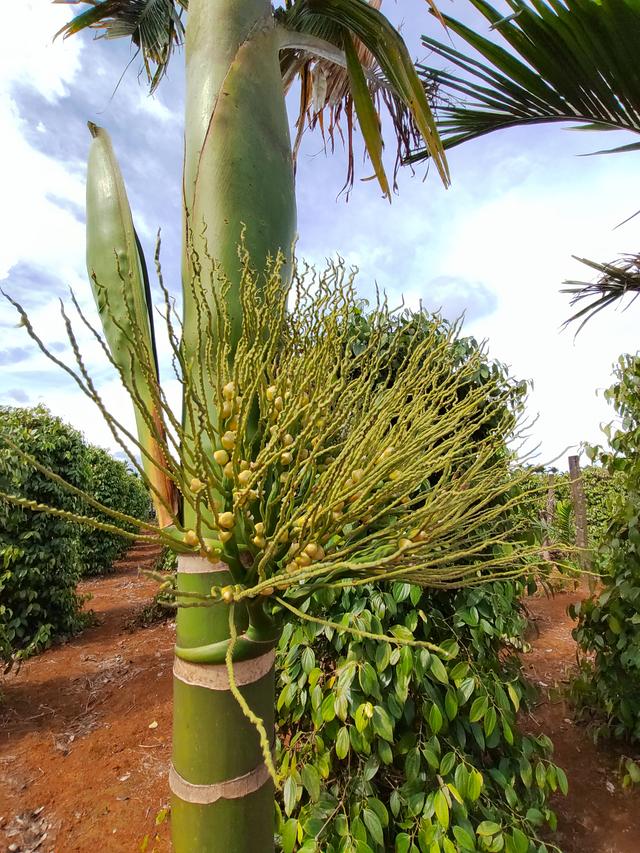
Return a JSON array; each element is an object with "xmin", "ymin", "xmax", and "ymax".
[{"xmin": 1, "ymin": 1, "xmax": 639, "ymax": 467}]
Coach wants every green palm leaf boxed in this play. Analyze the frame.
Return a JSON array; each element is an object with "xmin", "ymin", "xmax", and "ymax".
[
  {"xmin": 54, "ymin": 0, "xmax": 186, "ymax": 91},
  {"xmin": 563, "ymin": 254, "xmax": 640, "ymax": 332},
  {"xmin": 411, "ymin": 0, "xmax": 640, "ymax": 158},
  {"xmin": 280, "ymin": 0, "xmax": 449, "ymax": 191}
]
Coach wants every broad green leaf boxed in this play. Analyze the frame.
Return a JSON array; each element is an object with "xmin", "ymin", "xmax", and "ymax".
[
  {"xmin": 484, "ymin": 706, "xmax": 497, "ymax": 738},
  {"xmin": 556, "ymin": 766, "xmax": 569, "ymax": 795},
  {"xmin": 372, "ymin": 705, "xmax": 394, "ymax": 742},
  {"xmin": 433, "ymin": 789, "xmax": 449, "ymax": 830},
  {"xmin": 284, "ymin": 775, "xmax": 298, "ymax": 816},
  {"xmin": 282, "ymin": 818, "xmax": 298, "ymax": 853},
  {"xmin": 428, "ymin": 703, "xmax": 443, "ymax": 734},
  {"xmin": 453, "ymin": 825, "xmax": 476, "ymax": 850},
  {"xmin": 336, "ymin": 726, "xmax": 350, "ymax": 759},
  {"xmin": 395, "ymin": 834, "xmax": 411, "ymax": 853},
  {"xmin": 467, "ymin": 769, "xmax": 483, "ymax": 801},
  {"xmin": 444, "ymin": 689, "xmax": 458, "ymax": 721},
  {"xmin": 477, "ymin": 820, "xmax": 501, "ymax": 837},
  {"xmin": 469, "ymin": 695, "xmax": 489, "ymax": 723},
  {"xmin": 429, "ymin": 655, "xmax": 449, "ymax": 685},
  {"xmin": 363, "ymin": 808, "xmax": 384, "ymax": 847}
]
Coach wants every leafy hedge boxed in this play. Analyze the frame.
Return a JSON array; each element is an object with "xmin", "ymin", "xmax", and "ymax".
[
  {"xmin": 79, "ymin": 445, "xmax": 151, "ymax": 576},
  {"xmin": 275, "ymin": 578, "xmax": 566, "ymax": 853},
  {"xmin": 0, "ymin": 405, "xmax": 151, "ymax": 662},
  {"xmin": 0, "ymin": 406, "xmax": 91, "ymax": 663},
  {"xmin": 570, "ymin": 353, "xmax": 640, "ymax": 743}
]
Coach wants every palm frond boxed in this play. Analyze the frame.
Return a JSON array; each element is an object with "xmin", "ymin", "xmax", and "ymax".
[
  {"xmin": 411, "ymin": 0, "xmax": 640, "ymax": 158},
  {"xmin": 278, "ymin": 0, "xmax": 449, "ymax": 195},
  {"xmin": 563, "ymin": 253, "xmax": 640, "ymax": 332},
  {"xmin": 54, "ymin": 0, "xmax": 187, "ymax": 92}
]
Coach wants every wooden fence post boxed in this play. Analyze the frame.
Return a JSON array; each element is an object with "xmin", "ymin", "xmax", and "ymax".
[
  {"xmin": 568, "ymin": 454, "xmax": 592, "ymax": 573},
  {"xmin": 541, "ymin": 473, "xmax": 555, "ymax": 563}
]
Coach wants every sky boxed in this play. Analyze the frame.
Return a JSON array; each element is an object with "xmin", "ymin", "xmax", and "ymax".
[{"xmin": 1, "ymin": 1, "xmax": 639, "ymax": 470}]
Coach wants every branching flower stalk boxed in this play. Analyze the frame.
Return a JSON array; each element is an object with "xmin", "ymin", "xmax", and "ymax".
[
  {"xmin": 4, "ymin": 241, "xmax": 545, "ymax": 589},
  {"xmin": 3, "ymin": 242, "xmax": 551, "ymax": 848}
]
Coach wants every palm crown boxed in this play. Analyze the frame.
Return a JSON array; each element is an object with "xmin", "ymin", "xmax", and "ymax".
[{"xmin": 56, "ymin": 0, "xmax": 449, "ymax": 195}]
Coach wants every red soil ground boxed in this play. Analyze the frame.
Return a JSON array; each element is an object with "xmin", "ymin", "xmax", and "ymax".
[{"xmin": 1, "ymin": 553, "xmax": 639, "ymax": 852}]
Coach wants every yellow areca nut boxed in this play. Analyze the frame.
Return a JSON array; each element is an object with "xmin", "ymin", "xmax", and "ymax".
[
  {"xmin": 238, "ymin": 469, "xmax": 252, "ymax": 486},
  {"xmin": 221, "ymin": 400, "xmax": 233, "ymax": 419},
  {"xmin": 219, "ymin": 530, "xmax": 233, "ymax": 544},
  {"xmin": 398, "ymin": 538, "xmax": 413, "ymax": 550},
  {"xmin": 304, "ymin": 543, "xmax": 325, "ymax": 561},
  {"xmin": 223, "ymin": 461, "xmax": 234, "ymax": 479},
  {"xmin": 221, "ymin": 431, "xmax": 236, "ymax": 451},
  {"xmin": 228, "ymin": 415, "xmax": 239, "ymax": 431},
  {"xmin": 280, "ymin": 451, "xmax": 293, "ymax": 465},
  {"xmin": 218, "ymin": 512, "xmax": 235, "ymax": 529},
  {"xmin": 283, "ymin": 433, "xmax": 294, "ymax": 446},
  {"xmin": 274, "ymin": 396, "xmax": 284, "ymax": 412},
  {"xmin": 183, "ymin": 529, "xmax": 199, "ymax": 547},
  {"xmin": 221, "ymin": 586, "xmax": 234, "ymax": 603},
  {"xmin": 266, "ymin": 385, "xmax": 277, "ymax": 402},
  {"xmin": 213, "ymin": 449, "xmax": 229, "ymax": 466},
  {"xmin": 351, "ymin": 468, "xmax": 365, "ymax": 483},
  {"xmin": 222, "ymin": 381, "xmax": 235, "ymax": 400},
  {"xmin": 190, "ymin": 477, "xmax": 205, "ymax": 493}
]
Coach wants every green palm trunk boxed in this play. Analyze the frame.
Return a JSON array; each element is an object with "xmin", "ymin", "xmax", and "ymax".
[
  {"xmin": 173, "ymin": 2, "xmax": 294, "ymax": 849},
  {"xmin": 171, "ymin": 558, "xmax": 276, "ymax": 852}
]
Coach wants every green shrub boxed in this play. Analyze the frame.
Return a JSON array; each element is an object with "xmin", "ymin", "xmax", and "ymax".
[
  {"xmin": 79, "ymin": 445, "xmax": 151, "ymax": 576},
  {"xmin": 275, "ymin": 578, "xmax": 565, "ymax": 853},
  {"xmin": 570, "ymin": 353, "xmax": 640, "ymax": 742},
  {"xmin": 0, "ymin": 405, "xmax": 91, "ymax": 664}
]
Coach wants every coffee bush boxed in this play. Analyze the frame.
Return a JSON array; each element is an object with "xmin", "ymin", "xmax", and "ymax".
[
  {"xmin": 275, "ymin": 578, "xmax": 565, "ymax": 853},
  {"xmin": 79, "ymin": 445, "xmax": 151, "ymax": 576},
  {"xmin": 0, "ymin": 406, "xmax": 90, "ymax": 663}
]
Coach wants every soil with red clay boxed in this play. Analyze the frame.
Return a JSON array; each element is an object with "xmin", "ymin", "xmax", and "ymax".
[
  {"xmin": 523, "ymin": 586, "xmax": 640, "ymax": 853},
  {"xmin": 0, "ymin": 542, "xmax": 173, "ymax": 853},
  {"xmin": 2, "ymin": 563, "xmax": 640, "ymax": 853}
]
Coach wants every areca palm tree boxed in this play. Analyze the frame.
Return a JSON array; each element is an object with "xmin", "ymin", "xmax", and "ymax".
[
  {"xmin": 52, "ymin": 2, "xmax": 453, "ymax": 850},
  {"xmin": 412, "ymin": 0, "xmax": 640, "ymax": 326}
]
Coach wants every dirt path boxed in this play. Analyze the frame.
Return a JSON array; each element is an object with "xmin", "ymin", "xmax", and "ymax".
[
  {"xmin": 2, "ymin": 566, "xmax": 640, "ymax": 852},
  {"xmin": 523, "ymin": 587, "xmax": 640, "ymax": 853},
  {"xmin": 0, "ymin": 543, "xmax": 173, "ymax": 853}
]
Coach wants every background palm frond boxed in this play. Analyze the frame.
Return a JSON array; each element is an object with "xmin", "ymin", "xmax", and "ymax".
[
  {"xmin": 54, "ymin": 0, "xmax": 187, "ymax": 92},
  {"xmin": 279, "ymin": 0, "xmax": 449, "ymax": 195},
  {"xmin": 563, "ymin": 254, "xmax": 640, "ymax": 332},
  {"xmin": 410, "ymin": 0, "xmax": 640, "ymax": 158}
]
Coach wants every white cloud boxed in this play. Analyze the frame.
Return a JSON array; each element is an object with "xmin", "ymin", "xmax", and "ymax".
[{"xmin": 0, "ymin": 4, "xmax": 85, "ymax": 281}]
